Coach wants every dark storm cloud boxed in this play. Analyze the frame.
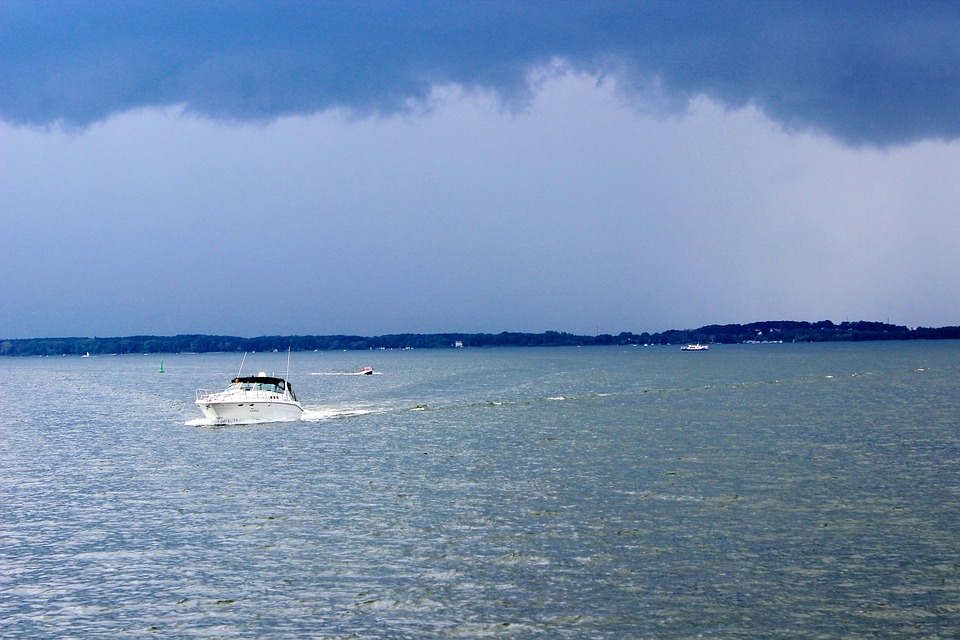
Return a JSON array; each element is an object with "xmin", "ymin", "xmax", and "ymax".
[{"xmin": 3, "ymin": 0, "xmax": 960, "ymax": 146}]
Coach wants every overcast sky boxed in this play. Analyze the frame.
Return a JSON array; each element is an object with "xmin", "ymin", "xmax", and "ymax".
[{"xmin": 2, "ymin": 1, "xmax": 959, "ymax": 339}]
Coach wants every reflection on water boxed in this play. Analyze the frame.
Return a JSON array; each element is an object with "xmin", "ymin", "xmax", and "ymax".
[{"xmin": 2, "ymin": 342, "xmax": 959, "ymax": 638}]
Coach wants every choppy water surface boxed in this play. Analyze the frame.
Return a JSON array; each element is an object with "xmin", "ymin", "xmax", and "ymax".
[{"xmin": 2, "ymin": 342, "xmax": 959, "ymax": 638}]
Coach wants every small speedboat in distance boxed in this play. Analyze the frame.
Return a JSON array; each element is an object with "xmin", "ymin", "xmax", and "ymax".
[
  {"xmin": 681, "ymin": 343, "xmax": 710, "ymax": 351},
  {"xmin": 195, "ymin": 350, "xmax": 302, "ymax": 422},
  {"xmin": 358, "ymin": 366, "xmax": 374, "ymax": 375}
]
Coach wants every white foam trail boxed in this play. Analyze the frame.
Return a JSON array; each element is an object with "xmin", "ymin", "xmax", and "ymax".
[
  {"xmin": 185, "ymin": 417, "xmax": 219, "ymax": 427},
  {"xmin": 310, "ymin": 371, "xmax": 382, "ymax": 376},
  {"xmin": 300, "ymin": 407, "xmax": 381, "ymax": 421}
]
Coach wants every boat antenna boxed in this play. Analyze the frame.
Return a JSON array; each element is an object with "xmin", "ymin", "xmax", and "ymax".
[
  {"xmin": 237, "ymin": 352, "xmax": 247, "ymax": 378},
  {"xmin": 285, "ymin": 347, "xmax": 292, "ymax": 396}
]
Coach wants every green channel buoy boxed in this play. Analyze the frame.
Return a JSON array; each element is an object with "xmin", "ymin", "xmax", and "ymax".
[{"xmin": 159, "ymin": 358, "xmax": 164, "ymax": 373}]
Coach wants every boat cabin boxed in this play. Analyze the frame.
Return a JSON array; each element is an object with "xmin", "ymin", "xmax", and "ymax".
[{"xmin": 228, "ymin": 375, "xmax": 297, "ymax": 401}]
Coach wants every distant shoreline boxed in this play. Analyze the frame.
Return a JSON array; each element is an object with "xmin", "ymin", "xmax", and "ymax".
[{"xmin": 2, "ymin": 321, "xmax": 958, "ymax": 356}]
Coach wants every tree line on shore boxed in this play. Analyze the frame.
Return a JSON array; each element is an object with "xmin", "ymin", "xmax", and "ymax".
[{"xmin": 2, "ymin": 320, "xmax": 958, "ymax": 356}]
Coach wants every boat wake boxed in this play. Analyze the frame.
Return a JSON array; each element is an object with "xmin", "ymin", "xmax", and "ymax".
[
  {"xmin": 310, "ymin": 371, "xmax": 382, "ymax": 376},
  {"xmin": 184, "ymin": 416, "xmax": 302, "ymax": 428},
  {"xmin": 301, "ymin": 406, "xmax": 385, "ymax": 421}
]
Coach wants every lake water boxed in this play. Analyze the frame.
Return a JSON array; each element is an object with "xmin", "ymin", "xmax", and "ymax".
[{"xmin": 2, "ymin": 342, "xmax": 959, "ymax": 638}]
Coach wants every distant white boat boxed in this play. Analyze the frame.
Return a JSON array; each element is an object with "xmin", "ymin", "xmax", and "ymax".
[
  {"xmin": 195, "ymin": 350, "xmax": 302, "ymax": 422},
  {"xmin": 681, "ymin": 343, "xmax": 710, "ymax": 351},
  {"xmin": 81, "ymin": 352, "xmax": 91, "ymax": 358},
  {"xmin": 358, "ymin": 366, "xmax": 374, "ymax": 375}
]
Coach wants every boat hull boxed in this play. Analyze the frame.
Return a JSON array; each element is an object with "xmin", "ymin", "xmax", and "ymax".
[{"xmin": 195, "ymin": 399, "xmax": 303, "ymax": 422}]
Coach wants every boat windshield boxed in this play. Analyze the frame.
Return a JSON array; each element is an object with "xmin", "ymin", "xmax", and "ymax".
[{"xmin": 226, "ymin": 380, "xmax": 284, "ymax": 394}]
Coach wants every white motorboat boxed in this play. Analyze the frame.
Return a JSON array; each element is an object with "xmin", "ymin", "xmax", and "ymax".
[
  {"xmin": 195, "ymin": 351, "xmax": 302, "ymax": 422},
  {"xmin": 681, "ymin": 343, "xmax": 710, "ymax": 351},
  {"xmin": 358, "ymin": 366, "xmax": 374, "ymax": 375}
]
